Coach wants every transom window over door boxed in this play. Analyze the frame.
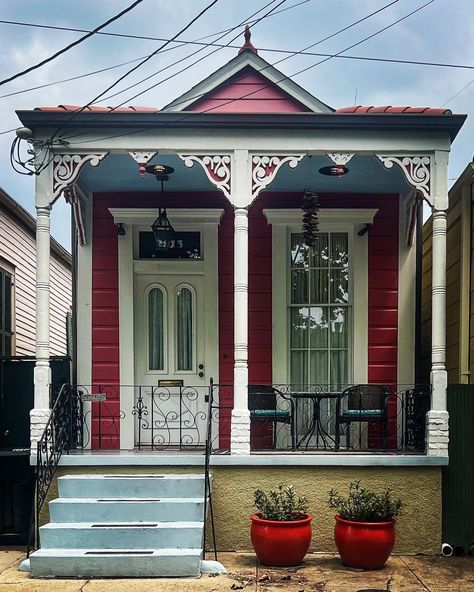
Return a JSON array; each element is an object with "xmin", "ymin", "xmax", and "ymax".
[{"xmin": 289, "ymin": 232, "xmax": 351, "ymax": 387}]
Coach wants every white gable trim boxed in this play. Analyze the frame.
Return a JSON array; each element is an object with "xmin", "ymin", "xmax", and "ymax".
[{"xmin": 162, "ymin": 51, "xmax": 334, "ymax": 114}]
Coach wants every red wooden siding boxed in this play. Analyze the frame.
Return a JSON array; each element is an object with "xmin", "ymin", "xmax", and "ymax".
[{"xmin": 186, "ymin": 70, "xmax": 312, "ymax": 113}]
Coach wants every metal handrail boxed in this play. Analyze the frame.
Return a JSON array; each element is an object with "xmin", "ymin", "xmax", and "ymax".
[
  {"xmin": 202, "ymin": 378, "xmax": 217, "ymax": 561},
  {"xmin": 27, "ymin": 383, "xmax": 77, "ymax": 556}
]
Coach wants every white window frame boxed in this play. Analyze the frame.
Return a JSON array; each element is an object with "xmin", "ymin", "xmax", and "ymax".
[{"xmin": 264, "ymin": 208, "xmax": 378, "ymax": 386}]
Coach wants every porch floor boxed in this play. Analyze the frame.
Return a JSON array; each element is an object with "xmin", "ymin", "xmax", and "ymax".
[{"xmin": 2, "ymin": 549, "xmax": 473, "ymax": 591}]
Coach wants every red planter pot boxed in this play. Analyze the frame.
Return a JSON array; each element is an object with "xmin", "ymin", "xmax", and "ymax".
[
  {"xmin": 250, "ymin": 513, "xmax": 313, "ymax": 567},
  {"xmin": 334, "ymin": 515, "xmax": 396, "ymax": 570}
]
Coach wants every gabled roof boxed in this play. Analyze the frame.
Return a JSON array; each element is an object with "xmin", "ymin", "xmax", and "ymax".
[{"xmin": 161, "ymin": 49, "xmax": 334, "ymax": 114}]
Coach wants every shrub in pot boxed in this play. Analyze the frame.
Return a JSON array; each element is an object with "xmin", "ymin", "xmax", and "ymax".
[
  {"xmin": 250, "ymin": 484, "xmax": 313, "ymax": 567},
  {"xmin": 328, "ymin": 480, "xmax": 402, "ymax": 570}
]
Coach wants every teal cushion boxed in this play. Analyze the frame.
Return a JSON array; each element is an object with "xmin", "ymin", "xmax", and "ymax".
[
  {"xmin": 342, "ymin": 409, "xmax": 383, "ymax": 416},
  {"xmin": 250, "ymin": 410, "xmax": 290, "ymax": 418}
]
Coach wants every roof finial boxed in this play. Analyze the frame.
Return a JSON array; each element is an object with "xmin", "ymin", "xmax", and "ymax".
[{"xmin": 238, "ymin": 25, "xmax": 258, "ymax": 55}]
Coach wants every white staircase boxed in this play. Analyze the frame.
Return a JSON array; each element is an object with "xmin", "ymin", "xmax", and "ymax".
[{"xmin": 29, "ymin": 474, "xmax": 207, "ymax": 578}]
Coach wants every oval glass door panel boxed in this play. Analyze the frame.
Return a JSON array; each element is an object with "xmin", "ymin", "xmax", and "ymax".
[
  {"xmin": 148, "ymin": 287, "xmax": 165, "ymax": 371},
  {"xmin": 176, "ymin": 286, "xmax": 194, "ymax": 371}
]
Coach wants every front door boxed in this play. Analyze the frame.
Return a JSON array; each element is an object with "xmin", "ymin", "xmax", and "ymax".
[{"xmin": 134, "ymin": 273, "xmax": 209, "ymax": 448}]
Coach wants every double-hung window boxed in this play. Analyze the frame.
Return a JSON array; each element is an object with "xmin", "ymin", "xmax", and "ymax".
[{"xmin": 289, "ymin": 232, "xmax": 350, "ymax": 388}]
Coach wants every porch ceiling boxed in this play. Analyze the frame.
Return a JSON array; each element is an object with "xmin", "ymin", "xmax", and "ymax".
[{"xmin": 78, "ymin": 154, "xmax": 410, "ymax": 196}]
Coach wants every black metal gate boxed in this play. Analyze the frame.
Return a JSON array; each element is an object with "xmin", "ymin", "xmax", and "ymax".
[
  {"xmin": 0, "ymin": 356, "xmax": 70, "ymax": 544},
  {"xmin": 442, "ymin": 384, "xmax": 474, "ymax": 552}
]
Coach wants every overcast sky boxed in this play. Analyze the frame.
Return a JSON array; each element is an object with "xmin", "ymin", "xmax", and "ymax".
[{"xmin": 0, "ymin": 0, "xmax": 473, "ymax": 250}]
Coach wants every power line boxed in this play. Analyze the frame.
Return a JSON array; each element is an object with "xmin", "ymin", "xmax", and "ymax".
[
  {"xmin": 48, "ymin": 0, "xmax": 222, "ymax": 144},
  {"xmin": 117, "ymin": 0, "xmax": 438, "ymax": 118},
  {"xmin": 0, "ymin": 0, "xmax": 307, "ymax": 101},
  {"xmin": 100, "ymin": 0, "xmax": 287, "ymax": 104},
  {"xmin": 442, "ymin": 78, "xmax": 474, "ymax": 106},
  {"xmin": 61, "ymin": 0, "xmax": 443, "ymax": 147},
  {"xmin": 1, "ymin": 0, "xmax": 293, "ymax": 138},
  {"xmin": 288, "ymin": 0, "xmax": 436, "ymax": 79},
  {"xmin": 59, "ymin": 0, "xmax": 290, "ymax": 141},
  {"xmin": 0, "ymin": 1, "xmax": 310, "ymax": 46},
  {"xmin": 0, "ymin": 0, "xmax": 145, "ymax": 87},
  {"xmin": 2, "ymin": 2, "xmax": 472, "ymax": 102},
  {"xmin": 100, "ymin": 0, "xmax": 401, "ymax": 111}
]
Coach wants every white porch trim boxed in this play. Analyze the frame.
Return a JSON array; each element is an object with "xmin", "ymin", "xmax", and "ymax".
[{"xmin": 46, "ymin": 451, "xmax": 448, "ymax": 467}]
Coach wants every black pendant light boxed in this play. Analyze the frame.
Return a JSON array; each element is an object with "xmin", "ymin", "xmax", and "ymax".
[{"xmin": 145, "ymin": 164, "xmax": 176, "ymax": 257}]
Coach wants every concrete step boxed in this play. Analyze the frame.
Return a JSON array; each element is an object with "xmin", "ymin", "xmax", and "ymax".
[
  {"xmin": 29, "ymin": 548, "xmax": 202, "ymax": 578},
  {"xmin": 40, "ymin": 521, "xmax": 203, "ymax": 549},
  {"xmin": 58, "ymin": 474, "xmax": 206, "ymax": 499},
  {"xmin": 49, "ymin": 497, "xmax": 204, "ymax": 523}
]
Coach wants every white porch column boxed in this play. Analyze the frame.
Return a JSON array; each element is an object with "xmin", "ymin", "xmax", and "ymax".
[
  {"xmin": 31, "ymin": 165, "xmax": 54, "ymax": 451},
  {"xmin": 231, "ymin": 206, "xmax": 250, "ymax": 454},
  {"xmin": 427, "ymin": 150, "xmax": 449, "ymax": 457},
  {"xmin": 230, "ymin": 149, "xmax": 251, "ymax": 454}
]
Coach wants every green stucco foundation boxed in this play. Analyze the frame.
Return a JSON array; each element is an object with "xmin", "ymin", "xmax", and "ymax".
[{"xmin": 47, "ymin": 464, "xmax": 441, "ymax": 554}]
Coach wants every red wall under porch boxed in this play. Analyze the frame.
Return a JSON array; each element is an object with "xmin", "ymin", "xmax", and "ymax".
[{"xmin": 91, "ymin": 191, "xmax": 400, "ymax": 450}]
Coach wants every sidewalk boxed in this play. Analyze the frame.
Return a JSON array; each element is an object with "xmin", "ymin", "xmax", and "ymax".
[{"xmin": 1, "ymin": 549, "xmax": 473, "ymax": 592}]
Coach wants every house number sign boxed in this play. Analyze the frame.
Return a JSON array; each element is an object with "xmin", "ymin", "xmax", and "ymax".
[{"xmin": 81, "ymin": 393, "xmax": 107, "ymax": 401}]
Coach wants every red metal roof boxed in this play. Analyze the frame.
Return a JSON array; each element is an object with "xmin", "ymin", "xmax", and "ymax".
[
  {"xmin": 34, "ymin": 104, "xmax": 452, "ymax": 116},
  {"xmin": 34, "ymin": 105, "xmax": 159, "ymax": 113},
  {"xmin": 336, "ymin": 105, "xmax": 452, "ymax": 115}
]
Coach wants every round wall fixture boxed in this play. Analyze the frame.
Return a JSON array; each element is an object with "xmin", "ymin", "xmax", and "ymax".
[{"xmin": 318, "ymin": 165, "xmax": 349, "ymax": 178}]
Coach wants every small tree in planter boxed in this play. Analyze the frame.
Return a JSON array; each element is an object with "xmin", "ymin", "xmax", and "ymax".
[
  {"xmin": 250, "ymin": 485, "xmax": 313, "ymax": 567},
  {"xmin": 328, "ymin": 480, "xmax": 402, "ymax": 570}
]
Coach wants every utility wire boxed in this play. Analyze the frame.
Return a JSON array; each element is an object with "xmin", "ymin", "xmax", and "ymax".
[
  {"xmin": 288, "ymin": 0, "xmax": 436, "ymax": 79},
  {"xmin": 0, "ymin": 0, "xmax": 144, "ymax": 87},
  {"xmin": 61, "ymin": 0, "xmax": 442, "ymax": 147},
  {"xmin": 59, "ymin": 0, "xmax": 289, "ymax": 141},
  {"xmin": 0, "ymin": 0, "xmax": 307, "ymax": 101},
  {"xmin": 112, "ymin": 0, "xmax": 437, "ymax": 119},
  {"xmin": 442, "ymin": 78, "xmax": 474, "ymax": 106},
  {"xmin": 98, "ymin": 0, "xmax": 400, "ymax": 111},
  {"xmin": 163, "ymin": 0, "xmax": 438, "ymax": 117},
  {"xmin": 48, "ymin": 0, "xmax": 222, "ymax": 143},
  {"xmin": 100, "ymin": 0, "xmax": 287, "ymax": 104},
  {"xmin": 1, "ymin": 0, "xmax": 290, "ymax": 138},
  {"xmin": 0, "ymin": 1, "xmax": 310, "ymax": 45}
]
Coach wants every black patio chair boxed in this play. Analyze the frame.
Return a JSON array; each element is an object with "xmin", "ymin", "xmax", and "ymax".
[
  {"xmin": 335, "ymin": 384, "xmax": 391, "ymax": 450},
  {"xmin": 248, "ymin": 385, "xmax": 296, "ymax": 450}
]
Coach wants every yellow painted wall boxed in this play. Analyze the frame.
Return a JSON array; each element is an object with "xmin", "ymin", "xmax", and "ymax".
[{"xmin": 49, "ymin": 465, "xmax": 442, "ymax": 554}]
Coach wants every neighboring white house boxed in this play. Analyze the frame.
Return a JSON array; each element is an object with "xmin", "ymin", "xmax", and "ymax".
[{"xmin": 0, "ymin": 185, "xmax": 71, "ymax": 357}]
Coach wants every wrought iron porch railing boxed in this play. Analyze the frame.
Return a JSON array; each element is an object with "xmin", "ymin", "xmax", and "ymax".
[{"xmin": 62, "ymin": 382, "xmax": 429, "ymax": 454}]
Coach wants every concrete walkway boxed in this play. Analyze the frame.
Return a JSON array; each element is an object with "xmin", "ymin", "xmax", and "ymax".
[{"xmin": 1, "ymin": 548, "xmax": 474, "ymax": 592}]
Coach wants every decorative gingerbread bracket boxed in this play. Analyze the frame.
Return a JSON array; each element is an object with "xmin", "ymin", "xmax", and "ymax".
[
  {"xmin": 326, "ymin": 153, "xmax": 354, "ymax": 166},
  {"xmin": 251, "ymin": 154, "xmax": 305, "ymax": 200},
  {"xmin": 53, "ymin": 152, "xmax": 108, "ymax": 201},
  {"xmin": 178, "ymin": 154, "xmax": 231, "ymax": 200},
  {"xmin": 128, "ymin": 151, "xmax": 157, "ymax": 165},
  {"xmin": 376, "ymin": 154, "xmax": 432, "ymax": 205}
]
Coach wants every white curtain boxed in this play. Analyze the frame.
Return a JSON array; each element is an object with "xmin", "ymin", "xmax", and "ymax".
[
  {"xmin": 176, "ymin": 287, "xmax": 193, "ymax": 371},
  {"xmin": 289, "ymin": 233, "xmax": 349, "ymax": 387},
  {"xmin": 149, "ymin": 288, "xmax": 164, "ymax": 370}
]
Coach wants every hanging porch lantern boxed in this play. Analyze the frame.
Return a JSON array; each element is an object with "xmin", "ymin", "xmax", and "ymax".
[{"xmin": 145, "ymin": 164, "xmax": 177, "ymax": 257}]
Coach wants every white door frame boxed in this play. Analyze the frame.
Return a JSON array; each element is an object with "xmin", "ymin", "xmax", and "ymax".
[{"xmin": 109, "ymin": 207, "xmax": 223, "ymax": 448}]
